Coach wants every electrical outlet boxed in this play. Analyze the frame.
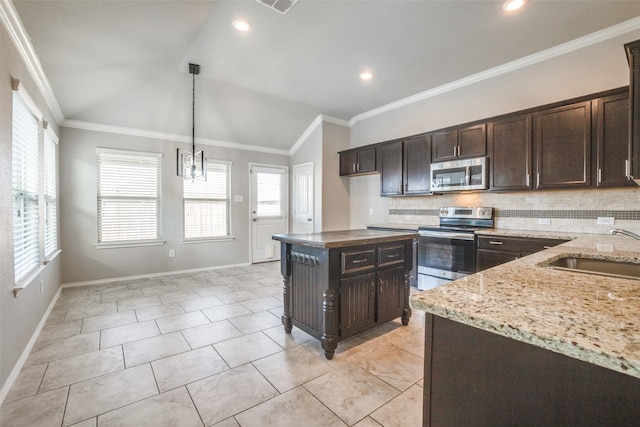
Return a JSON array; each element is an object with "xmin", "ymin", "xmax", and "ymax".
[
  {"xmin": 597, "ymin": 217, "xmax": 615, "ymax": 226},
  {"xmin": 538, "ymin": 218, "xmax": 551, "ymax": 225},
  {"xmin": 169, "ymin": 249, "xmax": 175, "ymax": 258},
  {"xmin": 405, "ymin": 215, "xmax": 413, "ymax": 220}
]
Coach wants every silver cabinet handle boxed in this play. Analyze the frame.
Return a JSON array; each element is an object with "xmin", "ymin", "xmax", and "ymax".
[
  {"xmin": 352, "ymin": 163, "xmax": 356, "ymax": 172},
  {"xmin": 526, "ymin": 173, "xmax": 530, "ymax": 187},
  {"xmin": 598, "ymin": 168, "xmax": 602, "ymax": 183},
  {"xmin": 489, "ymin": 241, "xmax": 504, "ymax": 245},
  {"xmin": 626, "ymin": 160, "xmax": 631, "ymax": 179},
  {"xmin": 356, "ymin": 162, "xmax": 360, "ymax": 171},
  {"xmin": 352, "ymin": 259, "xmax": 368, "ymax": 264}
]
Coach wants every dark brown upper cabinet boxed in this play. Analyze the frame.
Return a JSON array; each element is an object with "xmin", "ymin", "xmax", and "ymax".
[
  {"xmin": 625, "ymin": 39, "xmax": 640, "ymax": 186},
  {"xmin": 432, "ymin": 124, "xmax": 486, "ymax": 162},
  {"xmin": 534, "ymin": 101, "xmax": 592, "ymax": 189},
  {"xmin": 339, "ymin": 146, "xmax": 376, "ymax": 176},
  {"xmin": 594, "ymin": 92, "xmax": 634, "ymax": 188},
  {"xmin": 379, "ymin": 135, "xmax": 432, "ymax": 197},
  {"xmin": 488, "ymin": 114, "xmax": 533, "ymax": 191}
]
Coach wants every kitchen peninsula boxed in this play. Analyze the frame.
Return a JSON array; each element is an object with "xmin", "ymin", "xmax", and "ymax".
[
  {"xmin": 272, "ymin": 229, "xmax": 417, "ymax": 359},
  {"xmin": 411, "ymin": 234, "xmax": 640, "ymax": 426}
]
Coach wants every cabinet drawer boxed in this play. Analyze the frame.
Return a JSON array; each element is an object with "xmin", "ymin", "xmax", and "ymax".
[
  {"xmin": 341, "ymin": 249, "xmax": 375, "ymax": 274},
  {"xmin": 477, "ymin": 236, "xmax": 567, "ymax": 253},
  {"xmin": 377, "ymin": 245, "xmax": 405, "ymax": 267}
]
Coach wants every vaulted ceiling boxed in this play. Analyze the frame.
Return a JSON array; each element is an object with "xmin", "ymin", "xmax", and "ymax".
[{"xmin": 11, "ymin": 1, "xmax": 640, "ymax": 153}]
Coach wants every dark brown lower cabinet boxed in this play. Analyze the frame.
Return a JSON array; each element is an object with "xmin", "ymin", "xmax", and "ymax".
[
  {"xmin": 476, "ymin": 235, "xmax": 568, "ymax": 272},
  {"xmin": 423, "ymin": 315, "xmax": 640, "ymax": 427}
]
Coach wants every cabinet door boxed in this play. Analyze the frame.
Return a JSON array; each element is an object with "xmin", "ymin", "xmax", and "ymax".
[
  {"xmin": 339, "ymin": 150, "xmax": 357, "ymax": 176},
  {"xmin": 376, "ymin": 266, "xmax": 405, "ymax": 325},
  {"xmin": 489, "ymin": 115, "xmax": 532, "ymax": 191},
  {"xmin": 379, "ymin": 140, "xmax": 404, "ymax": 196},
  {"xmin": 476, "ymin": 249, "xmax": 520, "ymax": 272},
  {"xmin": 535, "ymin": 101, "xmax": 592, "ymax": 189},
  {"xmin": 595, "ymin": 93, "xmax": 634, "ymax": 188},
  {"xmin": 432, "ymin": 129, "xmax": 458, "ymax": 162},
  {"xmin": 458, "ymin": 124, "xmax": 486, "ymax": 159},
  {"xmin": 340, "ymin": 272, "xmax": 376, "ymax": 338},
  {"xmin": 626, "ymin": 40, "xmax": 640, "ymax": 183},
  {"xmin": 356, "ymin": 146, "xmax": 377, "ymax": 174},
  {"xmin": 404, "ymin": 135, "xmax": 431, "ymax": 195}
]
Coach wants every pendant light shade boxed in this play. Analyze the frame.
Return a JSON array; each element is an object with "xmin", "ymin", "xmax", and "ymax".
[{"xmin": 177, "ymin": 63, "xmax": 207, "ymax": 181}]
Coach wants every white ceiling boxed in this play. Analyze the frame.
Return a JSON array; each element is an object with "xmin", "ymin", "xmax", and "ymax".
[{"xmin": 11, "ymin": 0, "xmax": 640, "ymax": 152}]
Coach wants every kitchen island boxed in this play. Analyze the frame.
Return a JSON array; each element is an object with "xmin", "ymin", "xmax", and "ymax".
[
  {"xmin": 272, "ymin": 229, "xmax": 417, "ymax": 359},
  {"xmin": 411, "ymin": 233, "xmax": 640, "ymax": 426}
]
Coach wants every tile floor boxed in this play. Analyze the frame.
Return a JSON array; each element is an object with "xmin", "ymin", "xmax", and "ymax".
[{"xmin": 0, "ymin": 262, "xmax": 425, "ymax": 427}]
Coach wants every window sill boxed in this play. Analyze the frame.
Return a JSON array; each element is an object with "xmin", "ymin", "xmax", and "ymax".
[
  {"xmin": 182, "ymin": 236, "xmax": 235, "ymax": 244},
  {"xmin": 95, "ymin": 240, "xmax": 166, "ymax": 250},
  {"xmin": 13, "ymin": 264, "xmax": 46, "ymax": 297},
  {"xmin": 44, "ymin": 249, "xmax": 62, "ymax": 264}
]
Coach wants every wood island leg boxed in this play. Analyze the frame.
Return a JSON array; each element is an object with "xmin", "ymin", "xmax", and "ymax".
[
  {"xmin": 321, "ymin": 289, "xmax": 338, "ymax": 359},
  {"xmin": 280, "ymin": 243, "xmax": 292, "ymax": 334},
  {"xmin": 402, "ymin": 269, "xmax": 412, "ymax": 326}
]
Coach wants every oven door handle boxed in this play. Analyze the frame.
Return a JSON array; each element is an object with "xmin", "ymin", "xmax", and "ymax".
[{"xmin": 419, "ymin": 231, "xmax": 475, "ymax": 240}]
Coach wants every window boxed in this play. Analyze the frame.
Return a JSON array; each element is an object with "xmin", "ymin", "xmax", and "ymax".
[
  {"xmin": 97, "ymin": 149, "xmax": 162, "ymax": 244},
  {"xmin": 183, "ymin": 161, "xmax": 232, "ymax": 240},
  {"xmin": 12, "ymin": 89, "xmax": 41, "ymax": 283},
  {"xmin": 256, "ymin": 170, "xmax": 284, "ymax": 217},
  {"xmin": 44, "ymin": 128, "xmax": 58, "ymax": 258}
]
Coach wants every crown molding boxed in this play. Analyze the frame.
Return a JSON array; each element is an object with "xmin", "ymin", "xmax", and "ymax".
[
  {"xmin": 62, "ymin": 119, "xmax": 291, "ymax": 156},
  {"xmin": 0, "ymin": 0, "xmax": 65, "ymax": 124},
  {"xmin": 289, "ymin": 114, "xmax": 349, "ymax": 156},
  {"xmin": 350, "ymin": 16, "xmax": 640, "ymax": 127}
]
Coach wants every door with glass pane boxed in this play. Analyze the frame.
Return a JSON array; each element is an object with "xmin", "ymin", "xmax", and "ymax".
[{"xmin": 250, "ymin": 165, "xmax": 288, "ymax": 263}]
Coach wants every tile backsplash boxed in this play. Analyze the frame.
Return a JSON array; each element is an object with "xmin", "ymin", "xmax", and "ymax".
[{"xmin": 388, "ymin": 187, "xmax": 640, "ymax": 234}]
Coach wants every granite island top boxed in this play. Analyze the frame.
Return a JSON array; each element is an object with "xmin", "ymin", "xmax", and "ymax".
[
  {"xmin": 411, "ymin": 233, "xmax": 640, "ymax": 379},
  {"xmin": 272, "ymin": 229, "xmax": 418, "ymax": 249}
]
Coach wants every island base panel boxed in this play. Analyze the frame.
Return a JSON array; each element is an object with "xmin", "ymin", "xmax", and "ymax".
[{"xmin": 423, "ymin": 314, "xmax": 640, "ymax": 426}]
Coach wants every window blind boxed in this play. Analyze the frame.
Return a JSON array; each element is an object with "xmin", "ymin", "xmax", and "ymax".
[
  {"xmin": 12, "ymin": 92, "xmax": 40, "ymax": 282},
  {"xmin": 184, "ymin": 161, "xmax": 231, "ymax": 239},
  {"xmin": 44, "ymin": 130, "xmax": 58, "ymax": 258},
  {"xmin": 97, "ymin": 150, "xmax": 161, "ymax": 243}
]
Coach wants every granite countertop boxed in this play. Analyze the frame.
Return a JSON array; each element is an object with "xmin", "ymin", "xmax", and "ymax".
[
  {"xmin": 366, "ymin": 223, "xmax": 420, "ymax": 231},
  {"xmin": 272, "ymin": 229, "xmax": 418, "ymax": 249},
  {"xmin": 475, "ymin": 228, "xmax": 585, "ymax": 240},
  {"xmin": 411, "ymin": 234, "xmax": 640, "ymax": 379}
]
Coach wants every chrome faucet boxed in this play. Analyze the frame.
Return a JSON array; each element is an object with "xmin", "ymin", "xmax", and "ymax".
[{"xmin": 610, "ymin": 229, "xmax": 640, "ymax": 240}]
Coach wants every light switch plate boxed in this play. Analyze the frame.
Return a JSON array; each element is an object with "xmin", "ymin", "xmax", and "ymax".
[
  {"xmin": 538, "ymin": 218, "xmax": 551, "ymax": 225},
  {"xmin": 234, "ymin": 195, "xmax": 244, "ymax": 202}
]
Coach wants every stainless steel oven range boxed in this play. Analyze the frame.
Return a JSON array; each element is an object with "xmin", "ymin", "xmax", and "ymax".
[{"xmin": 417, "ymin": 206, "xmax": 493, "ymax": 290}]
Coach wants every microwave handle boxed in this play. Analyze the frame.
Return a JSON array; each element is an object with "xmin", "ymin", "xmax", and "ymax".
[{"xmin": 465, "ymin": 166, "xmax": 470, "ymax": 185}]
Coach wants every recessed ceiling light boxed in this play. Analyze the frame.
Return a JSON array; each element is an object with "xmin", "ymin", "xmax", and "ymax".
[
  {"xmin": 503, "ymin": 0, "xmax": 526, "ymax": 11},
  {"xmin": 360, "ymin": 71, "xmax": 374, "ymax": 81},
  {"xmin": 232, "ymin": 19, "xmax": 252, "ymax": 32}
]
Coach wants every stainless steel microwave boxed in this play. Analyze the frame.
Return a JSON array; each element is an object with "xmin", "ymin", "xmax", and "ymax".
[{"xmin": 430, "ymin": 157, "xmax": 487, "ymax": 192}]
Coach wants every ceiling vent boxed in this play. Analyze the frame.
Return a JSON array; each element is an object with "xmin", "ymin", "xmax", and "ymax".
[{"xmin": 256, "ymin": 0, "xmax": 298, "ymax": 15}]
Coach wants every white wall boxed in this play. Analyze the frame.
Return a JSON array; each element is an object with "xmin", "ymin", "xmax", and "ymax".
[
  {"xmin": 348, "ymin": 28, "xmax": 640, "ymax": 229},
  {"xmin": 59, "ymin": 127, "xmax": 289, "ymax": 284}
]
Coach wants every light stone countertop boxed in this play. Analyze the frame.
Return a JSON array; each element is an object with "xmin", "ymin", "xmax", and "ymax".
[{"xmin": 410, "ymin": 234, "xmax": 640, "ymax": 379}]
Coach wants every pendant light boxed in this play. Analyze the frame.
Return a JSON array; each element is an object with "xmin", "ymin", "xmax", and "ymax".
[{"xmin": 177, "ymin": 63, "xmax": 206, "ymax": 181}]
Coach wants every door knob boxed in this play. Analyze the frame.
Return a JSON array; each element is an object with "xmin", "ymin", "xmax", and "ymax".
[
  {"xmin": 252, "ymin": 218, "xmax": 257, "ymax": 222},
  {"xmin": 307, "ymin": 218, "xmax": 312, "ymax": 222}
]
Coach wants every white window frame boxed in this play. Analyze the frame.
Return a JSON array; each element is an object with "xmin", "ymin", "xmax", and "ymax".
[
  {"xmin": 43, "ymin": 125, "xmax": 59, "ymax": 261},
  {"xmin": 96, "ymin": 148, "xmax": 164, "ymax": 248},
  {"xmin": 183, "ymin": 160, "xmax": 233, "ymax": 242}
]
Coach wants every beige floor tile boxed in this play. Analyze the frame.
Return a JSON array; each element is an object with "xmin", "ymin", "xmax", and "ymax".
[
  {"xmin": 0, "ymin": 387, "xmax": 68, "ymax": 427},
  {"xmin": 179, "ymin": 295, "xmax": 224, "ymax": 312},
  {"xmin": 116, "ymin": 296, "xmax": 162, "ymax": 312},
  {"xmin": 26, "ymin": 332, "xmax": 100, "ymax": 367},
  {"xmin": 55, "ymin": 295, "xmax": 101, "ymax": 311},
  {"xmin": 370, "ymin": 384, "xmax": 423, "ymax": 427},
  {"xmin": 123, "ymin": 332, "xmax": 190, "ymax": 367},
  {"xmin": 353, "ymin": 417, "xmax": 383, "ymax": 427},
  {"xmin": 195, "ymin": 285, "xmax": 234, "ymax": 297},
  {"xmin": 125, "ymin": 278, "xmax": 163, "ymax": 290},
  {"xmin": 216, "ymin": 290, "xmax": 260, "ymax": 305},
  {"xmin": 235, "ymin": 386, "xmax": 347, "ymax": 427},
  {"xmin": 139, "ymin": 283, "xmax": 180, "ymax": 296},
  {"xmin": 155, "ymin": 311, "xmax": 209, "ymax": 334},
  {"xmin": 213, "ymin": 332, "xmax": 282, "ymax": 368},
  {"xmin": 69, "ymin": 418, "xmax": 97, "ymax": 427},
  {"xmin": 201, "ymin": 303, "xmax": 251, "ymax": 322},
  {"xmin": 387, "ymin": 329, "xmax": 425, "ymax": 359},
  {"xmin": 228, "ymin": 311, "xmax": 281, "ymax": 334},
  {"xmin": 99, "ymin": 289, "xmax": 144, "ymax": 303},
  {"xmin": 97, "ymin": 387, "xmax": 202, "ymax": 427},
  {"xmin": 158, "ymin": 291, "xmax": 201, "ymax": 305},
  {"xmin": 151, "ymin": 346, "xmax": 229, "ymax": 392},
  {"xmin": 37, "ymin": 319, "xmax": 82, "ymax": 343},
  {"xmin": 251, "ymin": 285, "xmax": 283, "ymax": 298},
  {"xmin": 3, "ymin": 363, "xmax": 47, "ymax": 403},
  {"xmin": 44, "ymin": 308, "xmax": 69, "ymax": 325},
  {"xmin": 217, "ymin": 268, "xmax": 246, "ymax": 277},
  {"xmin": 81, "ymin": 310, "xmax": 137, "ymax": 333},
  {"xmin": 40, "ymin": 346, "xmax": 124, "ymax": 391},
  {"xmin": 261, "ymin": 325, "xmax": 314, "ymax": 349},
  {"xmin": 134, "ymin": 303, "xmax": 184, "ymax": 322},
  {"xmin": 187, "ymin": 364, "xmax": 278, "ymax": 426},
  {"xmin": 66, "ymin": 301, "xmax": 118, "ymax": 321},
  {"xmin": 240, "ymin": 296, "xmax": 282, "ymax": 313},
  {"xmin": 350, "ymin": 345, "xmax": 424, "ymax": 391},
  {"xmin": 252, "ymin": 346, "xmax": 333, "ymax": 393},
  {"xmin": 304, "ymin": 364, "xmax": 400, "ymax": 426},
  {"xmin": 64, "ymin": 364, "xmax": 158, "ymax": 426},
  {"xmin": 181, "ymin": 320, "xmax": 243, "ymax": 349},
  {"xmin": 100, "ymin": 320, "xmax": 160, "ymax": 348},
  {"xmin": 211, "ymin": 418, "xmax": 239, "ymax": 427}
]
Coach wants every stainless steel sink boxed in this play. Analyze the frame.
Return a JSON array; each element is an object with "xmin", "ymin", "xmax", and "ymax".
[{"xmin": 545, "ymin": 256, "xmax": 640, "ymax": 280}]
